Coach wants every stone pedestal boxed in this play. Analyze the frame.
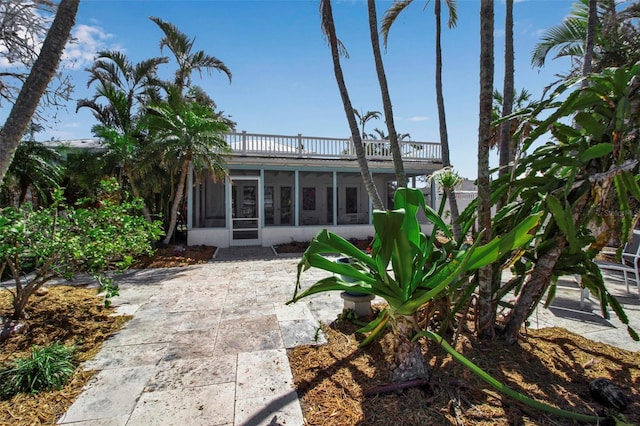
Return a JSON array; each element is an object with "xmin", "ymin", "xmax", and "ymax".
[{"xmin": 340, "ymin": 292, "xmax": 375, "ymax": 317}]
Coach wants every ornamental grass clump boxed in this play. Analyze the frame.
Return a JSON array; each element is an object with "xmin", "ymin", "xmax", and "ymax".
[{"xmin": 0, "ymin": 343, "xmax": 75, "ymax": 399}]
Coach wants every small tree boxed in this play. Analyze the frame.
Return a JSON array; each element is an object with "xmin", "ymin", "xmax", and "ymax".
[{"xmin": 0, "ymin": 179, "xmax": 163, "ymax": 323}]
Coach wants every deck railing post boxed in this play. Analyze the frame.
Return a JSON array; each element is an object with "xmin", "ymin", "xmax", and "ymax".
[
  {"xmin": 297, "ymin": 133, "xmax": 303, "ymax": 158},
  {"xmin": 242, "ymin": 130, "xmax": 247, "ymax": 155}
]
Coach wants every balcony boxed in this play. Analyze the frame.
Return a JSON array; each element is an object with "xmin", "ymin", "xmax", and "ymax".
[{"xmin": 225, "ymin": 131, "xmax": 441, "ymax": 163}]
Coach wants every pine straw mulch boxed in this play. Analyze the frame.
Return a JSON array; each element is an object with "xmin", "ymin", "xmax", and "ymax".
[
  {"xmin": 0, "ymin": 286, "xmax": 131, "ymax": 425},
  {"xmin": 288, "ymin": 311, "xmax": 640, "ymax": 426},
  {"xmin": 0, "ymin": 244, "xmax": 216, "ymax": 425}
]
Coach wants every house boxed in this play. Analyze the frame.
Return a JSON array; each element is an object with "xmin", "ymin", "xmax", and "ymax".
[
  {"xmin": 431, "ymin": 178, "xmax": 480, "ymax": 219},
  {"xmin": 188, "ymin": 131, "xmax": 443, "ymax": 248}
]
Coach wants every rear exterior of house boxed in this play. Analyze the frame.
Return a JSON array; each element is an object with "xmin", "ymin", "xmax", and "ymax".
[{"xmin": 187, "ymin": 131, "xmax": 443, "ymax": 248}]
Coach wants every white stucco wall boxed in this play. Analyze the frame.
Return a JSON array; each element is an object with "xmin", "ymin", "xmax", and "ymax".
[{"xmin": 187, "ymin": 223, "xmax": 435, "ymax": 249}]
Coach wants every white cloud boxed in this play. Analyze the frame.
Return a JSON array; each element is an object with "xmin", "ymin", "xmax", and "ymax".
[
  {"xmin": 408, "ymin": 116, "xmax": 430, "ymax": 122},
  {"xmin": 61, "ymin": 24, "xmax": 118, "ymax": 70}
]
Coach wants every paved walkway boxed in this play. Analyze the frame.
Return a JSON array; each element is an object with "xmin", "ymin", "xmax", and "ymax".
[{"xmin": 57, "ymin": 249, "xmax": 639, "ymax": 425}]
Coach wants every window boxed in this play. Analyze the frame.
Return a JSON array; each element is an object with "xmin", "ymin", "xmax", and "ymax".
[
  {"xmin": 302, "ymin": 187, "xmax": 316, "ymax": 210},
  {"xmin": 346, "ymin": 187, "xmax": 358, "ymax": 214},
  {"xmin": 264, "ymin": 186, "xmax": 274, "ymax": 225}
]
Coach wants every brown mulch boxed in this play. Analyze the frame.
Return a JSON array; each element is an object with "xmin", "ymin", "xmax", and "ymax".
[
  {"xmin": 132, "ymin": 244, "xmax": 216, "ymax": 268},
  {"xmin": 0, "ymin": 286, "xmax": 131, "ymax": 425},
  {"xmin": 288, "ymin": 316, "xmax": 640, "ymax": 425},
  {"xmin": 275, "ymin": 237, "xmax": 374, "ymax": 254}
]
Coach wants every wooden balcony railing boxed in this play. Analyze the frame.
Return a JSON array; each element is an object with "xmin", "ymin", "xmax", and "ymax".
[{"xmin": 224, "ymin": 131, "xmax": 441, "ymax": 162}]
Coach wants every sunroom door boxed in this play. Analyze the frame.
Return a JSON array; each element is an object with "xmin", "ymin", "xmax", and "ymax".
[{"xmin": 230, "ymin": 177, "xmax": 261, "ymax": 246}]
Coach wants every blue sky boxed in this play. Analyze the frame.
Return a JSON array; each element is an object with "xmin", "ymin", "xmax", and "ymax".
[{"xmin": 39, "ymin": 0, "xmax": 581, "ymax": 178}]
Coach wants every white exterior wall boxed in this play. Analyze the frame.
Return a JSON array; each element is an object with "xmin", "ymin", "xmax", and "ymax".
[{"xmin": 188, "ymin": 223, "xmax": 435, "ymax": 248}]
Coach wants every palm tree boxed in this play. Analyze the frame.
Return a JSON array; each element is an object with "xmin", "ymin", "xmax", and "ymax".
[
  {"xmin": 144, "ymin": 85, "xmax": 232, "ymax": 245},
  {"xmin": 367, "ymin": 0, "xmax": 407, "ymax": 187},
  {"xmin": 149, "ymin": 18, "xmax": 234, "ymax": 237},
  {"xmin": 477, "ymin": 0, "xmax": 495, "ymax": 339},
  {"xmin": 1, "ymin": 139, "xmax": 62, "ymax": 207},
  {"xmin": 320, "ymin": 0, "xmax": 384, "ymax": 210},
  {"xmin": 78, "ymin": 51, "xmax": 168, "ymax": 220},
  {"xmin": 531, "ymin": 0, "xmax": 640, "ymax": 74},
  {"xmin": 0, "ymin": 0, "xmax": 79, "ymax": 182},
  {"xmin": 150, "ymin": 17, "xmax": 232, "ymax": 92},
  {"xmin": 354, "ymin": 109, "xmax": 381, "ymax": 140},
  {"xmin": 381, "ymin": 0, "xmax": 461, "ymax": 239}
]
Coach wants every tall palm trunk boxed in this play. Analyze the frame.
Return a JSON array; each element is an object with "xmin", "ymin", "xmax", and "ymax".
[
  {"xmin": 582, "ymin": 0, "xmax": 598, "ymax": 83},
  {"xmin": 321, "ymin": 0, "xmax": 384, "ymax": 210},
  {"xmin": 0, "ymin": 0, "xmax": 79, "ymax": 182},
  {"xmin": 435, "ymin": 0, "xmax": 462, "ymax": 240},
  {"xmin": 367, "ymin": 0, "xmax": 407, "ymax": 188},
  {"xmin": 476, "ymin": 0, "xmax": 495, "ymax": 339},
  {"xmin": 498, "ymin": 0, "xmax": 514, "ymax": 184},
  {"xmin": 162, "ymin": 156, "xmax": 189, "ymax": 245}
]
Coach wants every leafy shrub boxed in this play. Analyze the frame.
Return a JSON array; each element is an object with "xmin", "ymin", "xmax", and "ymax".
[{"xmin": 0, "ymin": 343, "xmax": 75, "ymax": 399}]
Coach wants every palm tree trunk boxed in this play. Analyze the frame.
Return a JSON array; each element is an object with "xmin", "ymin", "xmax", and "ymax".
[
  {"xmin": 124, "ymin": 165, "xmax": 153, "ymax": 222},
  {"xmin": 163, "ymin": 158, "xmax": 189, "ymax": 245},
  {"xmin": 582, "ymin": 0, "xmax": 598, "ymax": 85},
  {"xmin": 435, "ymin": 0, "xmax": 461, "ymax": 240},
  {"xmin": 498, "ymin": 0, "xmax": 514, "ymax": 184},
  {"xmin": 0, "ymin": 0, "xmax": 80, "ymax": 182},
  {"xmin": 368, "ymin": 0, "xmax": 407, "ymax": 189},
  {"xmin": 502, "ymin": 238, "xmax": 566, "ymax": 344},
  {"xmin": 321, "ymin": 0, "xmax": 384, "ymax": 210},
  {"xmin": 476, "ymin": 0, "xmax": 496, "ymax": 340}
]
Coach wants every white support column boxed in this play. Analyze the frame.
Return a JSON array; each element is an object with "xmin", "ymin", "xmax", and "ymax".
[
  {"xmin": 294, "ymin": 170, "xmax": 299, "ymax": 227},
  {"xmin": 187, "ymin": 163, "xmax": 193, "ymax": 230},
  {"xmin": 333, "ymin": 171, "xmax": 337, "ymax": 226},
  {"xmin": 260, "ymin": 169, "xmax": 265, "ymax": 228},
  {"xmin": 226, "ymin": 177, "xmax": 232, "ymax": 230}
]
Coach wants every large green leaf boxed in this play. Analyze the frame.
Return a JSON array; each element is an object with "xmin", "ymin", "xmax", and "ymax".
[
  {"xmin": 465, "ymin": 213, "xmax": 542, "ymax": 271},
  {"xmin": 580, "ymin": 143, "xmax": 613, "ymax": 162},
  {"xmin": 288, "ymin": 276, "xmax": 401, "ymax": 306},
  {"xmin": 372, "ymin": 209, "xmax": 405, "ymax": 277}
]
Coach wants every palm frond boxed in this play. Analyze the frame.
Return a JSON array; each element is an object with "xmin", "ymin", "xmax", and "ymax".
[
  {"xmin": 381, "ymin": 0, "xmax": 414, "ymax": 48},
  {"xmin": 531, "ymin": 17, "xmax": 586, "ymax": 68},
  {"xmin": 445, "ymin": 0, "xmax": 457, "ymax": 29},
  {"xmin": 319, "ymin": 0, "xmax": 350, "ymax": 59}
]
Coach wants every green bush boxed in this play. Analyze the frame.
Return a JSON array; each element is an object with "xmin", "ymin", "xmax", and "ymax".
[{"xmin": 0, "ymin": 343, "xmax": 75, "ymax": 399}]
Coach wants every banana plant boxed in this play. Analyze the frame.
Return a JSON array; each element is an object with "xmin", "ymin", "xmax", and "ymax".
[{"xmin": 288, "ymin": 187, "xmax": 541, "ymax": 381}]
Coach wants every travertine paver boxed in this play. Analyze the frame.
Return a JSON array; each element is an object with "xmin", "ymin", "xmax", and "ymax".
[
  {"xmin": 58, "ymin": 366, "xmax": 156, "ymax": 423},
  {"xmin": 234, "ymin": 349, "xmax": 304, "ymax": 426},
  {"xmin": 58, "ymin": 250, "xmax": 639, "ymax": 425},
  {"xmin": 127, "ymin": 383, "xmax": 236, "ymax": 426},
  {"xmin": 145, "ymin": 355, "xmax": 236, "ymax": 392},
  {"xmin": 82, "ymin": 343, "xmax": 168, "ymax": 370}
]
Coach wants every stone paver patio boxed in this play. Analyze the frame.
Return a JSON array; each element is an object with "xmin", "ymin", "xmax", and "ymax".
[{"xmin": 57, "ymin": 248, "xmax": 639, "ymax": 425}]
